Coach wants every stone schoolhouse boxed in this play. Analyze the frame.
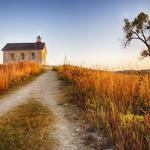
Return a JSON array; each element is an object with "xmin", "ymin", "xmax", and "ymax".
[{"xmin": 2, "ymin": 36, "xmax": 47, "ymax": 65}]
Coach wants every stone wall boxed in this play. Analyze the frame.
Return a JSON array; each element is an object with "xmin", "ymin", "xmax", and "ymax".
[{"xmin": 3, "ymin": 50, "xmax": 42, "ymax": 64}]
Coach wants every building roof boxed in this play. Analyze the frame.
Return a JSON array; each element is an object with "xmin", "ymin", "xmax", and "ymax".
[{"xmin": 2, "ymin": 42, "xmax": 45, "ymax": 51}]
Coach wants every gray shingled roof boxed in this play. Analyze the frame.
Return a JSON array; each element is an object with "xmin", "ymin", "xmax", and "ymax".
[{"xmin": 2, "ymin": 42, "xmax": 45, "ymax": 51}]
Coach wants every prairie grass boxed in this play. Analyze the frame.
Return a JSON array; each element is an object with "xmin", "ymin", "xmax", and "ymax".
[
  {"xmin": 0, "ymin": 61, "xmax": 44, "ymax": 92},
  {"xmin": 58, "ymin": 65, "xmax": 150, "ymax": 150},
  {"xmin": 0, "ymin": 99, "xmax": 55, "ymax": 150}
]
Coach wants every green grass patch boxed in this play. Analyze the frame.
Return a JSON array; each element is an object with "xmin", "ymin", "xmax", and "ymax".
[
  {"xmin": 51, "ymin": 66, "xmax": 59, "ymax": 71},
  {"xmin": 0, "ymin": 99, "xmax": 56, "ymax": 150}
]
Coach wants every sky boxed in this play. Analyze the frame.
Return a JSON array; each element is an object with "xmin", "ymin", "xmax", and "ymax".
[{"xmin": 0, "ymin": 0, "xmax": 150, "ymax": 69}]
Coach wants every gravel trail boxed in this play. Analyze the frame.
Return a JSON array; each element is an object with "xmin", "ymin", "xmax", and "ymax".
[{"xmin": 0, "ymin": 71, "xmax": 91, "ymax": 150}]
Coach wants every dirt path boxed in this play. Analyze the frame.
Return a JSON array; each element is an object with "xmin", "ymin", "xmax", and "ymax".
[{"xmin": 0, "ymin": 71, "xmax": 92, "ymax": 150}]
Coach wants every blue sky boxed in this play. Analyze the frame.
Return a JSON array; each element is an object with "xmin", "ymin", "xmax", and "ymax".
[{"xmin": 0, "ymin": 0, "xmax": 150, "ymax": 69}]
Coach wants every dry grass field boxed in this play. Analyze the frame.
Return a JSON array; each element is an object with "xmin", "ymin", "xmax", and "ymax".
[
  {"xmin": 57, "ymin": 64, "xmax": 150, "ymax": 150},
  {"xmin": 0, "ymin": 61, "xmax": 44, "ymax": 92},
  {"xmin": 0, "ymin": 99, "xmax": 55, "ymax": 150}
]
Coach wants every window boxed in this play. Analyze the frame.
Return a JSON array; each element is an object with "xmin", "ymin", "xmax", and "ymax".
[
  {"xmin": 10, "ymin": 53, "xmax": 15, "ymax": 60},
  {"xmin": 31, "ymin": 52, "xmax": 35, "ymax": 60},
  {"xmin": 21, "ymin": 53, "xmax": 25, "ymax": 60}
]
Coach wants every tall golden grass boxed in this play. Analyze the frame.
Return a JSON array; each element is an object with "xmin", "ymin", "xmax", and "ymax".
[
  {"xmin": 0, "ymin": 61, "xmax": 44, "ymax": 91},
  {"xmin": 58, "ymin": 65, "xmax": 150, "ymax": 150}
]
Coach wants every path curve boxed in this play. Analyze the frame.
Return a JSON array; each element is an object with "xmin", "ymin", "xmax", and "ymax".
[{"xmin": 0, "ymin": 71, "xmax": 91, "ymax": 150}]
